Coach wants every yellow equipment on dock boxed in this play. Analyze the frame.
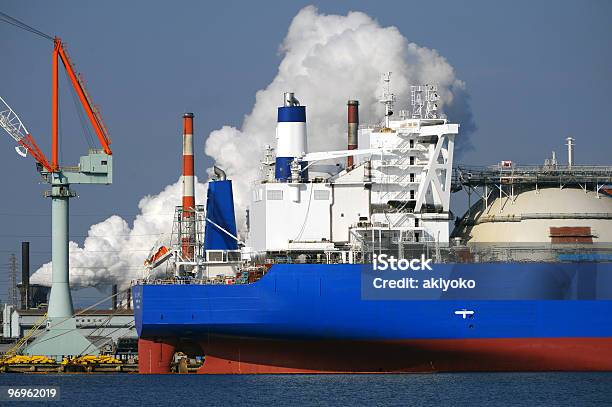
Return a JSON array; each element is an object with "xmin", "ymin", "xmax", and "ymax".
[
  {"xmin": 61, "ymin": 355, "xmax": 122, "ymax": 365},
  {"xmin": 0, "ymin": 355, "xmax": 55, "ymax": 365}
]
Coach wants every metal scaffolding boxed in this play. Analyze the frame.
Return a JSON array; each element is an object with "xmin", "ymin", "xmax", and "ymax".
[{"xmin": 451, "ymin": 164, "xmax": 612, "ymax": 213}]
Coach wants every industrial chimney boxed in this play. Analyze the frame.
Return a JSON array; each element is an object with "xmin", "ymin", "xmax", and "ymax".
[
  {"xmin": 347, "ymin": 100, "xmax": 359, "ymax": 167},
  {"xmin": 112, "ymin": 284, "xmax": 118, "ymax": 310},
  {"xmin": 182, "ymin": 113, "xmax": 196, "ymax": 260},
  {"xmin": 566, "ymin": 137, "xmax": 575, "ymax": 168},
  {"xmin": 21, "ymin": 241, "xmax": 29, "ymax": 309}
]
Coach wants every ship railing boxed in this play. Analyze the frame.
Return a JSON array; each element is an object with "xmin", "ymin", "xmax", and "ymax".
[
  {"xmin": 457, "ymin": 164, "xmax": 612, "ymax": 172},
  {"xmin": 357, "ymin": 236, "xmax": 612, "ymax": 263},
  {"xmin": 133, "ymin": 278, "xmax": 251, "ymax": 286},
  {"xmin": 132, "ymin": 245, "xmax": 612, "ymax": 285},
  {"xmin": 452, "ymin": 164, "xmax": 612, "ymax": 186}
]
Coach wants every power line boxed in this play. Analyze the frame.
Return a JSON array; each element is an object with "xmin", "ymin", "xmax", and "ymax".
[
  {"xmin": 0, "ymin": 212, "xmax": 177, "ymax": 217},
  {"xmin": 0, "ymin": 11, "xmax": 54, "ymax": 41},
  {"xmin": 0, "ymin": 249, "xmax": 152, "ymax": 254},
  {"xmin": 0, "ymin": 265, "xmax": 145, "ymax": 270},
  {"xmin": 0, "ymin": 233, "xmax": 168, "ymax": 238},
  {"xmin": 30, "ymin": 266, "xmax": 145, "ymax": 270},
  {"xmin": 67, "ymin": 68, "xmax": 97, "ymax": 149}
]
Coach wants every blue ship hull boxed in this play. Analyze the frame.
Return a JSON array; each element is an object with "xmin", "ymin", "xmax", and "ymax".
[{"xmin": 133, "ymin": 263, "xmax": 612, "ymax": 373}]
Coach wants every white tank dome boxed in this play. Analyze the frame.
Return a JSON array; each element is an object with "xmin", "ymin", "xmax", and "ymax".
[{"xmin": 453, "ymin": 188, "xmax": 612, "ymax": 243}]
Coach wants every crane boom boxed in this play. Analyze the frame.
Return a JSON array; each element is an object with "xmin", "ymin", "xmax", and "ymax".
[
  {"xmin": 1, "ymin": 39, "xmax": 113, "ymax": 174},
  {"xmin": 0, "ymin": 95, "xmax": 28, "ymax": 144},
  {"xmin": 53, "ymin": 38, "xmax": 112, "ymax": 171},
  {"xmin": 0, "ymin": 95, "xmax": 53, "ymax": 172}
]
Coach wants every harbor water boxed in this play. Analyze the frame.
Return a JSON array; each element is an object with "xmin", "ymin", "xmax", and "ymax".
[{"xmin": 0, "ymin": 373, "xmax": 610, "ymax": 406}]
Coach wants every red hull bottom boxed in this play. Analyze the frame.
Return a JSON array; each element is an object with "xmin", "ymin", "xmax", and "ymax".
[
  {"xmin": 139, "ymin": 337, "xmax": 612, "ymax": 374},
  {"xmin": 138, "ymin": 338, "xmax": 177, "ymax": 374}
]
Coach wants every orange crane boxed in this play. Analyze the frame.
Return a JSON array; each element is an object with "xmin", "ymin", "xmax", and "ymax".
[
  {"xmin": 0, "ymin": 13, "xmax": 114, "ymax": 359},
  {"xmin": 1, "ymin": 37, "xmax": 112, "ymax": 172},
  {"xmin": 51, "ymin": 37, "xmax": 112, "ymax": 170}
]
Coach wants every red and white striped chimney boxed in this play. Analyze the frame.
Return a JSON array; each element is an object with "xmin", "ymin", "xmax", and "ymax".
[
  {"xmin": 347, "ymin": 100, "xmax": 359, "ymax": 167},
  {"xmin": 182, "ymin": 113, "xmax": 195, "ymax": 260}
]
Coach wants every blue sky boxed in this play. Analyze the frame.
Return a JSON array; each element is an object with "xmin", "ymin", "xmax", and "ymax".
[{"xmin": 0, "ymin": 0, "xmax": 610, "ymax": 305}]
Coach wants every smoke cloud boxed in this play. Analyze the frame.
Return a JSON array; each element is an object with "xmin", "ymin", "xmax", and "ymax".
[
  {"xmin": 31, "ymin": 6, "xmax": 475, "ymax": 289},
  {"xmin": 31, "ymin": 179, "xmax": 208, "ymax": 289},
  {"xmin": 206, "ymin": 6, "xmax": 475, "ymax": 230}
]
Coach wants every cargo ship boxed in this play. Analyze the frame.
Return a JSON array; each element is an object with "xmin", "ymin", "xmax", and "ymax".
[{"xmin": 133, "ymin": 77, "xmax": 612, "ymax": 373}]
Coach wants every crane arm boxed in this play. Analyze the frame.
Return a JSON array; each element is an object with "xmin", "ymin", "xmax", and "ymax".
[
  {"xmin": 299, "ymin": 147, "xmax": 391, "ymax": 162},
  {"xmin": 54, "ymin": 38, "xmax": 112, "ymax": 160},
  {"xmin": 0, "ymin": 95, "xmax": 28, "ymax": 144},
  {"xmin": 0, "ymin": 95, "xmax": 53, "ymax": 172},
  {"xmin": 2, "ymin": 39, "xmax": 111, "ymax": 174}
]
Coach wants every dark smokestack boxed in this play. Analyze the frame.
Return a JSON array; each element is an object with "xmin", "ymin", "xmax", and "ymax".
[
  {"xmin": 126, "ymin": 287, "xmax": 132, "ymax": 310},
  {"xmin": 112, "ymin": 284, "xmax": 118, "ymax": 310},
  {"xmin": 347, "ymin": 100, "xmax": 359, "ymax": 167},
  {"xmin": 21, "ymin": 242, "xmax": 30, "ymax": 309}
]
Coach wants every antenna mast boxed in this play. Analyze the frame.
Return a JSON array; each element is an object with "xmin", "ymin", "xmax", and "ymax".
[{"xmin": 379, "ymin": 72, "xmax": 395, "ymax": 128}]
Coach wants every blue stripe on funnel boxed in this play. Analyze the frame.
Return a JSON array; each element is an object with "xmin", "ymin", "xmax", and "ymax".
[{"xmin": 278, "ymin": 106, "xmax": 306, "ymax": 122}]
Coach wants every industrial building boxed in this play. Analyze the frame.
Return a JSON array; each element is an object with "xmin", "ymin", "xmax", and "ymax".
[{"xmin": 2, "ymin": 306, "xmax": 137, "ymax": 359}]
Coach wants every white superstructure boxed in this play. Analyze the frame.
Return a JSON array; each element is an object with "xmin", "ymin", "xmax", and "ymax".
[{"xmin": 246, "ymin": 76, "xmax": 459, "ymax": 256}]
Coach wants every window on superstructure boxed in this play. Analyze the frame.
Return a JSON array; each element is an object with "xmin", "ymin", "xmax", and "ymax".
[
  {"xmin": 267, "ymin": 190, "xmax": 283, "ymax": 200},
  {"xmin": 410, "ymin": 190, "xmax": 415, "ymax": 200},
  {"xmin": 409, "ymin": 156, "xmax": 415, "ymax": 165},
  {"xmin": 314, "ymin": 190, "xmax": 330, "ymax": 200},
  {"xmin": 409, "ymin": 139, "xmax": 414, "ymax": 148},
  {"xmin": 410, "ymin": 173, "xmax": 415, "ymax": 182},
  {"xmin": 414, "ymin": 218, "xmax": 419, "ymax": 227}
]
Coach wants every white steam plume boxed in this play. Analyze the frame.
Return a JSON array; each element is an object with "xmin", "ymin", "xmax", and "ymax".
[
  {"xmin": 31, "ymin": 6, "xmax": 475, "ymax": 289},
  {"xmin": 206, "ymin": 6, "xmax": 475, "ymax": 231},
  {"xmin": 30, "ymin": 179, "xmax": 208, "ymax": 289}
]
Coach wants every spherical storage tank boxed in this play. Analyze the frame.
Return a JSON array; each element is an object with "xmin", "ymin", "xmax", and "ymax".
[{"xmin": 453, "ymin": 188, "xmax": 612, "ymax": 245}]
